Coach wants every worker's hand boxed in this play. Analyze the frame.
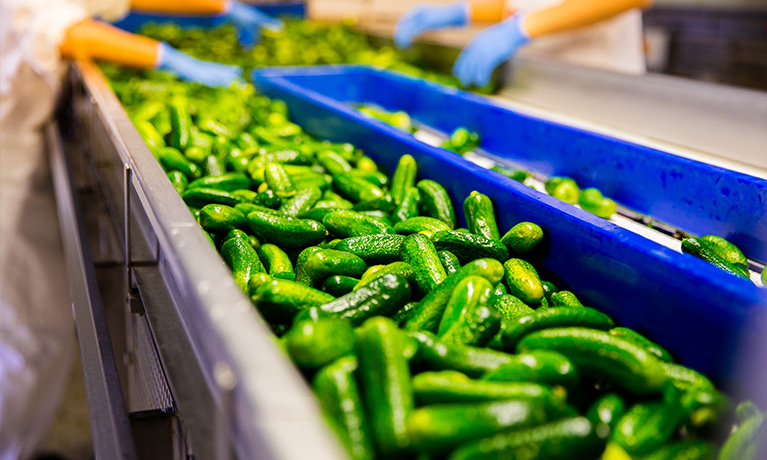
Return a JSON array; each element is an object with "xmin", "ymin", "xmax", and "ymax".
[
  {"xmin": 226, "ymin": 1, "xmax": 284, "ymax": 49},
  {"xmin": 452, "ymin": 14, "xmax": 529, "ymax": 87},
  {"xmin": 394, "ymin": 1, "xmax": 470, "ymax": 49},
  {"xmin": 155, "ymin": 43, "xmax": 242, "ymax": 87}
]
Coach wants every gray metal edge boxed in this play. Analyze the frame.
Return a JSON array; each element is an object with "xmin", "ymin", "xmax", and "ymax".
[
  {"xmin": 47, "ymin": 122, "xmax": 138, "ymax": 460},
  {"xmin": 74, "ymin": 61, "xmax": 346, "ymax": 460}
]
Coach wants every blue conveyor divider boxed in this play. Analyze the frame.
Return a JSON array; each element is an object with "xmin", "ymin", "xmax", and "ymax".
[
  {"xmin": 111, "ymin": 2, "xmax": 305, "ymax": 32},
  {"xmin": 252, "ymin": 65, "xmax": 767, "ymax": 393},
  {"xmin": 252, "ymin": 65, "xmax": 767, "ymax": 262}
]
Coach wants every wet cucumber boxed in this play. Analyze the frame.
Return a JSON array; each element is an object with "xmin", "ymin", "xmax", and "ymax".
[
  {"xmin": 500, "ymin": 307, "xmax": 614, "ymax": 350},
  {"xmin": 158, "ymin": 147, "xmax": 202, "ymax": 180},
  {"xmin": 612, "ymin": 399, "xmax": 685, "ymax": 456},
  {"xmin": 400, "ymin": 234, "xmax": 447, "ymax": 295},
  {"xmin": 136, "ymin": 120, "xmax": 165, "ymax": 152},
  {"xmin": 321, "ymin": 273, "xmax": 411, "ymax": 326},
  {"xmin": 252, "ymin": 278, "xmax": 335, "ymax": 324},
  {"xmin": 681, "ymin": 238, "xmax": 750, "ymax": 280},
  {"xmin": 417, "ymin": 180, "xmax": 456, "ymax": 229},
  {"xmin": 355, "ymin": 317, "xmax": 414, "ymax": 458},
  {"xmin": 264, "ymin": 163, "xmax": 296, "ymax": 198},
  {"xmin": 220, "ymin": 237, "xmax": 265, "ymax": 292},
  {"xmin": 518, "ymin": 328, "xmax": 668, "ymax": 394},
  {"xmin": 503, "ymin": 258, "xmax": 544, "ymax": 306},
  {"xmin": 586, "ymin": 393, "xmax": 627, "ymax": 434},
  {"xmin": 246, "ymin": 210, "xmax": 326, "ymax": 249},
  {"xmin": 203, "ymin": 154, "xmax": 227, "ymax": 176},
  {"xmin": 323, "ymin": 210, "xmax": 394, "ymax": 238},
  {"xmin": 334, "ymin": 173, "xmax": 385, "ymax": 203},
  {"xmin": 356, "ymin": 262, "xmax": 415, "ymax": 289},
  {"xmin": 333, "ymin": 234, "xmax": 406, "ymax": 265},
  {"xmin": 312, "ymin": 357, "xmax": 375, "ymax": 460},
  {"xmin": 257, "ymin": 243, "xmax": 295, "ymax": 280},
  {"xmin": 545, "ymin": 177, "xmax": 581, "ymax": 204},
  {"xmin": 390, "ymin": 154, "xmax": 418, "ymax": 205},
  {"xmin": 437, "ymin": 250, "xmax": 461, "ymax": 276},
  {"xmin": 488, "ymin": 294, "xmax": 535, "ymax": 349},
  {"xmin": 550, "ymin": 291, "xmax": 583, "ymax": 308},
  {"xmin": 609, "ymin": 327, "xmax": 673, "ymax": 362},
  {"xmin": 407, "ymin": 399, "xmax": 548, "ymax": 454},
  {"xmin": 283, "ymin": 308, "xmax": 355, "ymax": 370},
  {"xmin": 438, "ymin": 276, "xmax": 498, "ymax": 347},
  {"xmin": 412, "ymin": 370, "xmax": 567, "ymax": 411},
  {"xmin": 188, "ymin": 173, "xmax": 251, "ymax": 192},
  {"xmin": 448, "ymin": 416, "xmax": 601, "ymax": 460},
  {"xmin": 199, "ymin": 204, "xmax": 247, "ymax": 234},
  {"xmin": 482, "ymin": 350, "xmax": 580, "ymax": 389},
  {"xmin": 501, "ymin": 222, "xmax": 544, "ymax": 255},
  {"xmin": 410, "ymin": 331, "xmax": 514, "ymax": 378},
  {"xmin": 168, "ymin": 97, "xmax": 192, "ymax": 150},
  {"xmin": 579, "ymin": 188, "xmax": 617, "ymax": 218},
  {"xmin": 404, "ymin": 259, "xmax": 504, "ymax": 333},
  {"xmin": 294, "ymin": 247, "xmax": 367, "ymax": 287},
  {"xmin": 183, "ymin": 187, "xmax": 240, "ymax": 208},
  {"xmin": 232, "ymin": 189, "xmax": 258, "ymax": 204},
  {"xmin": 432, "ymin": 230, "xmax": 509, "ymax": 263},
  {"xmin": 255, "ymin": 189, "xmax": 281, "ymax": 209},
  {"xmin": 392, "ymin": 301, "xmax": 419, "ymax": 326},
  {"xmin": 393, "ymin": 216, "xmax": 451, "ymax": 235},
  {"xmin": 278, "ymin": 186, "xmax": 323, "ymax": 218},
  {"xmin": 463, "ymin": 191, "xmax": 500, "ymax": 241},
  {"xmin": 317, "ymin": 150, "xmax": 353, "ymax": 176},
  {"xmin": 167, "ymin": 171, "xmax": 187, "ymax": 194},
  {"xmin": 700, "ymin": 234, "xmax": 747, "ymax": 266},
  {"xmin": 321, "ymin": 275, "xmax": 360, "ymax": 297},
  {"xmin": 391, "ymin": 187, "xmax": 420, "ymax": 224}
]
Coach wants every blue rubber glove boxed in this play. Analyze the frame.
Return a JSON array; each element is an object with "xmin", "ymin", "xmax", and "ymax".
[
  {"xmin": 453, "ymin": 14, "xmax": 530, "ymax": 87},
  {"xmin": 394, "ymin": 1, "xmax": 470, "ymax": 49},
  {"xmin": 226, "ymin": 1, "xmax": 284, "ymax": 49},
  {"xmin": 155, "ymin": 43, "xmax": 242, "ymax": 88}
]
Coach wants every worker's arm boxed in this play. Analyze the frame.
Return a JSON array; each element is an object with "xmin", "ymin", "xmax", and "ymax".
[
  {"xmin": 60, "ymin": 19, "xmax": 241, "ymax": 87},
  {"xmin": 453, "ymin": 0, "xmax": 653, "ymax": 86},
  {"xmin": 128, "ymin": 0, "xmax": 283, "ymax": 48}
]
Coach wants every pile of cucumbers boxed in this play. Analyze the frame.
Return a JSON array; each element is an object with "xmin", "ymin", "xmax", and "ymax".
[{"xmin": 110, "ymin": 71, "xmax": 766, "ymax": 460}]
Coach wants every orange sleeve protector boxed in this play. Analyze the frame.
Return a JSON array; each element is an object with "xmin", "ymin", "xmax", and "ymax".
[
  {"xmin": 130, "ymin": 0, "xmax": 228, "ymax": 15},
  {"xmin": 60, "ymin": 19, "xmax": 160, "ymax": 68},
  {"xmin": 523, "ymin": 0, "xmax": 653, "ymax": 38},
  {"xmin": 469, "ymin": 0, "xmax": 506, "ymax": 23}
]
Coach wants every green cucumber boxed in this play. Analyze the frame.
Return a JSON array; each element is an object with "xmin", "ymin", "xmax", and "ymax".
[
  {"xmin": 264, "ymin": 163, "xmax": 296, "ymax": 198},
  {"xmin": 136, "ymin": 120, "xmax": 165, "ymax": 152},
  {"xmin": 501, "ymin": 222, "xmax": 544, "ymax": 255},
  {"xmin": 518, "ymin": 328, "xmax": 668, "ymax": 394},
  {"xmin": 390, "ymin": 154, "xmax": 418, "ymax": 205},
  {"xmin": 257, "ymin": 243, "xmax": 295, "ymax": 280},
  {"xmin": 501, "ymin": 307, "xmax": 614, "ymax": 350},
  {"xmin": 334, "ymin": 173, "xmax": 385, "ymax": 203},
  {"xmin": 550, "ymin": 291, "xmax": 583, "ymax": 308},
  {"xmin": 184, "ymin": 145, "xmax": 207, "ymax": 164},
  {"xmin": 579, "ymin": 188, "xmax": 617, "ymax": 218},
  {"xmin": 410, "ymin": 331, "xmax": 514, "ymax": 378},
  {"xmin": 448, "ymin": 416, "xmax": 601, "ymax": 460},
  {"xmin": 203, "ymin": 154, "xmax": 227, "ymax": 177},
  {"xmin": 438, "ymin": 276, "xmax": 494, "ymax": 335},
  {"xmin": 279, "ymin": 186, "xmax": 322, "ymax": 218},
  {"xmin": 158, "ymin": 147, "xmax": 202, "ymax": 179},
  {"xmin": 437, "ymin": 250, "xmax": 461, "ymax": 276},
  {"xmin": 393, "ymin": 216, "xmax": 451, "ymax": 235},
  {"xmin": 463, "ymin": 191, "xmax": 500, "ymax": 241},
  {"xmin": 255, "ymin": 189, "xmax": 281, "ymax": 209},
  {"xmin": 641, "ymin": 440, "xmax": 715, "ymax": 460},
  {"xmin": 312, "ymin": 357, "xmax": 375, "ymax": 460},
  {"xmin": 404, "ymin": 259, "xmax": 504, "ymax": 333},
  {"xmin": 294, "ymin": 247, "xmax": 367, "ymax": 287},
  {"xmin": 188, "ymin": 173, "xmax": 251, "ymax": 192},
  {"xmin": 246, "ymin": 210, "xmax": 326, "ymax": 249},
  {"xmin": 432, "ymin": 230, "xmax": 509, "ymax": 263},
  {"xmin": 323, "ymin": 210, "xmax": 394, "ymax": 238},
  {"xmin": 545, "ymin": 177, "xmax": 581, "ymax": 204},
  {"xmin": 413, "ymin": 370, "xmax": 567, "ymax": 410},
  {"xmin": 321, "ymin": 273, "xmax": 411, "ymax": 326},
  {"xmin": 660, "ymin": 362, "xmax": 716, "ymax": 392},
  {"xmin": 503, "ymin": 258, "xmax": 544, "ymax": 306},
  {"xmin": 407, "ymin": 399, "xmax": 548, "ymax": 454},
  {"xmin": 400, "ymin": 234, "xmax": 447, "ymax": 295},
  {"xmin": 168, "ymin": 97, "xmax": 191, "ymax": 150},
  {"xmin": 481, "ymin": 350, "xmax": 580, "ymax": 389},
  {"xmin": 252, "ymin": 278, "xmax": 335, "ymax": 324},
  {"xmin": 612, "ymin": 399, "xmax": 685, "ymax": 456},
  {"xmin": 586, "ymin": 393, "xmax": 627, "ymax": 434},
  {"xmin": 199, "ymin": 204, "xmax": 247, "ymax": 234},
  {"xmin": 356, "ymin": 262, "xmax": 415, "ymax": 289},
  {"xmin": 167, "ymin": 171, "xmax": 187, "ymax": 194},
  {"xmin": 355, "ymin": 317, "xmax": 414, "ymax": 458},
  {"xmin": 349, "ymin": 170, "xmax": 388, "ymax": 188},
  {"xmin": 352, "ymin": 194, "xmax": 396, "ymax": 213},
  {"xmin": 316, "ymin": 150, "xmax": 353, "ymax": 176},
  {"xmin": 391, "ymin": 187, "xmax": 420, "ymax": 224},
  {"xmin": 417, "ymin": 180, "xmax": 456, "ymax": 229},
  {"xmin": 283, "ymin": 308, "xmax": 355, "ymax": 370},
  {"xmin": 220, "ymin": 237, "xmax": 265, "ymax": 292},
  {"xmin": 393, "ymin": 301, "xmax": 419, "ymax": 326},
  {"xmin": 609, "ymin": 327, "xmax": 673, "ymax": 362},
  {"xmin": 333, "ymin": 234, "xmax": 406, "ymax": 265},
  {"xmin": 681, "ymin": 238, "xmax": 751, "ymax": 280},
  {"xmin": 182, "ymin": 187, "xmax": 240, "ymax": 208},
  {"xmin": 321, "ymin": 275, "xmax": 360, "ymax": 297}
]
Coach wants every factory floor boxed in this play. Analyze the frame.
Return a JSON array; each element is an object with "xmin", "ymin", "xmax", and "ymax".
[{"xmin": 34, "ymin": 340, "xmax": 93, "ymax": 460}]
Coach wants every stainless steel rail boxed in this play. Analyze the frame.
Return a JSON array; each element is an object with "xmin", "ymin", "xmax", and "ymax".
[
  {"xmin": 63, "ymin": 61, "xmax": 346, "ymax": 459},
  {"xmin": 47, "ymin": 122, "xmax": 138, "ymax": 460}
]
